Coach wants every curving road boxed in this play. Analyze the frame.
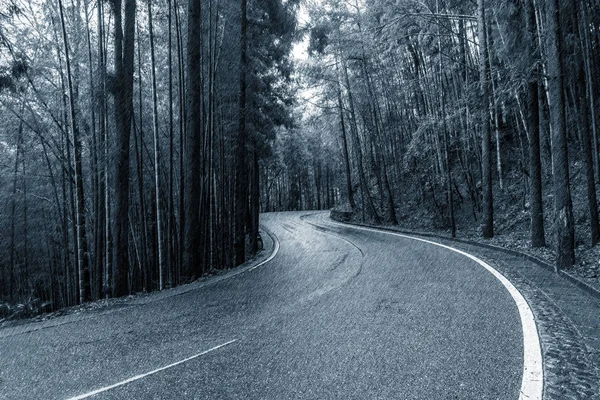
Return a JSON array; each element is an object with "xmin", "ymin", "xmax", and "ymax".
[{"xmin": 0, "ymin": 211, "xmax": 534, "ymax": 399}]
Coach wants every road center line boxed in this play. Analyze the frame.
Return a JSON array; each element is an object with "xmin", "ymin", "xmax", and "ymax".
[
  {"xmin": 65, "ymin": 339, "xmax": 238, "ymax": 400},
  {"xmin": 327, "ymin": 217, "xmax": 543, "ymax": 400}
]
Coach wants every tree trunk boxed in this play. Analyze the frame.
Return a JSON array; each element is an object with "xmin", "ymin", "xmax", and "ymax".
[
  {"xmin": 174, "ymin": 0, "xmax": 185, "ymax": 285},
  {"xmin": 478, "ymin": 0, "xmax": 494, "ymax": 238},
  {"xmin": 184, "ymin": 0, "xmax": 203, "ymax": 278},
  {"xmin": 341, "ymin": 57, "xmax": 380, "ymax": 224},
  {"xmin": 546, "ymin": 0, "xmax": 575, "ymax": 269},
  {"xmin": 575, "ymin": 0, "xmax": 600, "ymax": 246},
  {"xmin": 250, "ymin": 147, "xmax": 260, "ymax": 254},
  {"xmin": 84, "ymin": 0, "xmax": 101, "ymax": 300},
  {"xmin": 234, "ymin": 0, "xmax": 248, "ymax": 266},
  {"xmin": 8, "ymin": 112, "xmax": 24, "ymax": 301},
  {"xmin": 148, "ymin": 0, "xmax": 165, "ymax": 289},
  {"xmin": 112, "ymin": 0, "xmax": 136, "ymax": 296},
  {"xmin": 167, "ymin": 0, "xmax": 175, "ymax": 286},
  {"xmin": 58, "ymin": 0, "xmax": 91, "ymax": 303},
  {"xmin": 525, "ymin": 0, "xmax": 546, "ymax": 248},
  {"xmin": 436, "ymin": 3, "xmax": 455, "ymax": 236},
  {"xmin": 94, "ymin": 0, "xmax": 108, "ymax": 299},
  {"xmin": 335, "ymin": 64, "xmax": 356, "ymax": 210}
]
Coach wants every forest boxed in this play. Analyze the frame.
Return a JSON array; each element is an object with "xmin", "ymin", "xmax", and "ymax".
[
  {"xmin": 0, "ymin": 0, "xmax": 297, "ymax": 313},
  {"xmin": 1, "ymin": 0, "xmax": 599, "ymax": 316},
  {"xmin": 268, "ymin": 0, "xmax": 600, "ymax": 276}
]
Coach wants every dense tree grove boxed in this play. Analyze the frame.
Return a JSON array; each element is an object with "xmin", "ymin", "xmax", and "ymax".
[
  {"xmin": 3, "ymin": 0, "xmax": 600, "ymax": 316},
  {"xmin": 0, "ymin": 0, "xmax": 297, "ymax": 313},
  {"xmin": 262, "ymin": 0, "xmax": 600, "ymax": 272}
]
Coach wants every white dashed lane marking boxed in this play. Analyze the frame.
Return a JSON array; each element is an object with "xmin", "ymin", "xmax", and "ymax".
[{"xmin": 65, "ymin": 339, "xmax": 238, "ymax": 400}]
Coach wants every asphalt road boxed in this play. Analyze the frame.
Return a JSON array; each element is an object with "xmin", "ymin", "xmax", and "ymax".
[{"xmin": 1, "ymin": 211, "xmax": 527, "ymax": 399}]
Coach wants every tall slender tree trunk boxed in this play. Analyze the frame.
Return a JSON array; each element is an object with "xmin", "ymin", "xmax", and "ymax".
[
  {"xmin": 96, "ymin": 0, "xmax": 110, "ymax": 297},
  {"xmin": 134, "ymin": 33, "xmax": 151, "ymax": 293},
  {"xmin": 546, "ymin": 0, "xmax": 575, "ymax": 269},
  {"xmin": 112, "ymin": 0, "xmax": 136, "ymax": 296},
  {"xmin": 167, "ymin": 0, "xmax": 175, "ymax": 286},
  {"xmin": 147, "ymin": 0, "xmax": 165, "ymax": 289},
  {"xmin": 58, "ymin": 0, "xmax": 91, "ymax": 303},
  {"xmin": 525, "ymin": 0, "xmax": 545, "ymax": 248},
  {"xmin": 57, "ymin": 47, "xmax": 80, "ymax": 303},
  {"xmin": 9, "ymin": 111, "xmax": 24, "ymax": 301},
  {"xmin": 174, "ymin": 0, "xmax": 185, "ymax": 285},
  {"xmin": 579, "ymin": 6, "xmax": 600, "ymax": 183},
  {"xmin": 250, "ymin": 147, "xmax": 260, "ymax": 254},
  {"xmin": 84, "ymin": 0, "xmax": 101, "ymax": 300},
  {"xmin": 341, "ymin": 57, "xmax": 380, "ymax": 224},
  {"xmin": 22, "ymin": 150, "xmax": 29, "ymax": 292},
  {"xmin": 478, "ymin": 0, "xmax": 494, "ymax": 238},
  {"xmin": 575, "ymin": 0, "xmax": 600, "ymax": 246},
  {"xmin": 234, "ymin": 0, "xmax": 248, "ymax": 266},
  {"xmin": 335, "ymin": 63, "xmax": 356, "ymax": 210},
  {"xmin": 436, "ymin": 1, "xmax": 455, "ymax": 236},
  {"xmin": 184, "ymin": 0, "xmax": 203, "ymax": 278}
]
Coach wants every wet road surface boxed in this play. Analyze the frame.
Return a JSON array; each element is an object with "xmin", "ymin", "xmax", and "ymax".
[{"xmin": 1, "ymin": 211, "xmax": 526, "ymax": 399}]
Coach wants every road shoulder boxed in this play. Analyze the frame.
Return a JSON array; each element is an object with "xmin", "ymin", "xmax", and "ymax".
[
  {"xmin": 329, "ymin": 213, "xmax": 600, "ymax": 400},
  {"xmin": 0, "ymin": 226, "xmax": 278, "ymax": 339}
]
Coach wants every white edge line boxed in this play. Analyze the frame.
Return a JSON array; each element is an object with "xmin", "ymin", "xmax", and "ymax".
[
  {"xmin": 65, "ymin": 339, "xmax": 238, "ymax": 400},
  {"xmin": 328, "ymin": 218, "xmax": 543, "ymax": 400},
  {"xmin": 248, "ymin": 228, "xmax": 280, "ymax": 271},
  {"xmin": 64, "ymin": 227, "xmax": 276, "ymax": 399},
  {"xmin": 0, "ymin": 229, "xmax": 280, "ymax": 339}
]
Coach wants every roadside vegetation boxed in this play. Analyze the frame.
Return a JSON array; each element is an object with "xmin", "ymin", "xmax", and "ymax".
[
  {"xmin": 264, "ymin": 0, "xmax": 600, "ymax": 289},
  {"xmin": 3, "ymin": 0, "xmax": 600, "ymax": 317}
]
